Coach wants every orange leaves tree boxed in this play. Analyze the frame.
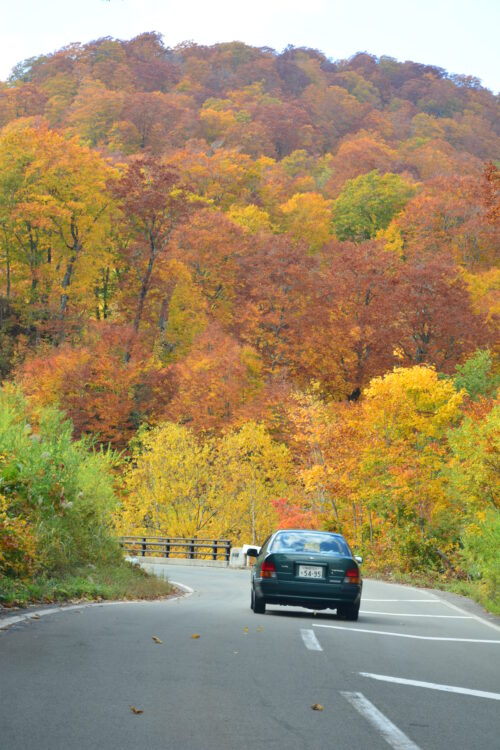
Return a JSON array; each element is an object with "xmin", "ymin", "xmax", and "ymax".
[
  {"xmin": 20, "ymin": 324, "xmax": 175, "ymax": 449},
  {"xmin": 112, "ymin": 155, "xmax": 197, "ymax": 341},
  {"xmin": 165, "ymin": 324, "xmax": 264, "ymax": 432}
]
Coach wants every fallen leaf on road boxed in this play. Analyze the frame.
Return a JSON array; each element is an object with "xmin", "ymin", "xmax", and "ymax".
[
  {"xmin": 256, "ymin": 626, "xmax": 264, "ymax": 632},
  {"xmin": 152, "ymin": 636, "xmax": 162, "ymax": 644},
  {"xmin": 191, "ymin": 633, "xmax": 200, "ymax": 639},
  {"xmin": 31, "ymin": 613, "xmax": 41, "ymax": 620},
  {"xmin": 243, "ymin": 627, "xmax": 248, "ymax": 634},
  {"xmin": 130, "ymin": 706, "xmax": 143, "ymax": 715},
  {"xmin": 311, "ymin": 704, "xmax": 324, "ymax": 711}
]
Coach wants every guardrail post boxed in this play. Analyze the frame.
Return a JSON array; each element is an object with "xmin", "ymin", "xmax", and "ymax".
[
  {"xmin": 212, "ymin": 540, "xmax": 217, "ymax": 560},
  {"xmin": 141, "ymin": 537, "xmax": 146, "ymax": 557},
  {"xmin": 165, "ymin": 539, "xmax": 170, "ymax": 558},
  {"xmin": 189, "ymin": 539, "xmax": 194, "ymax": 559},
  {"xmin": 225, "ymin": 541, "xmax": 231, "ymax": 562}
]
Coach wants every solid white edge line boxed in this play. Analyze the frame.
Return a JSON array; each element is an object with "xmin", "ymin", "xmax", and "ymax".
[
  {"xmin": 300, "ymin": 628, "xmax": 323, "ymax": 651},
  {"xmin": 341, "ymin": 691, "xmax": 421, "ymax": 750},
  {"xmin": 360, "ymin": 611, "xmax": 472, "ymax": 618},
  {"xmin": 312, "ymin": 623, "xmax": 500, "ymax": 643},
  {"xmin": 360, "ymin": 672, "xmax": 500, "ymax": 701},
  {"xmin": 438, "ymin": 598, "xmax": 500, "ymax": 634},
  {"xmin": 0, "ymin": 583, "xmax": 193, "ymax": 632},
  {"xmin": 0, "ymin": 604, "xmax": 88, "ymax": 630}
]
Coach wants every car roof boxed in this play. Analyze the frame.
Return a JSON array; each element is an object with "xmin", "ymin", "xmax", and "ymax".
[{"xmin": 273, "ymin": 529, "xmax": 346, "ymax": 539}]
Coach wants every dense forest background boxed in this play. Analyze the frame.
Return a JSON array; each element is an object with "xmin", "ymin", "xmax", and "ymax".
[{"xmin": 0, "ymin": 34, "xmax": 498, "ymax": 604}]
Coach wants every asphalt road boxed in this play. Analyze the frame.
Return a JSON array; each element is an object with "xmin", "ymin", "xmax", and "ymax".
[{"xmin": 1, "ymin": 565, "xmax": 499, "ymax": 750}]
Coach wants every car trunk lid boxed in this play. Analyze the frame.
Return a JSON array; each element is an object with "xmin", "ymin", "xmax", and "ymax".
[{"xmin": 271, "ymin": 553, "xmax": 354, "ymax": 582}]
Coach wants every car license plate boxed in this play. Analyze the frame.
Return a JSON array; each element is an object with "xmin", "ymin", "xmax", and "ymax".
[{"xmin": 298, "ymin": 565, "xmax": 323, "ymax": 579}]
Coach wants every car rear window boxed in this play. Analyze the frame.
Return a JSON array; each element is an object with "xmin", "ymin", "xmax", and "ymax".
[{"xmin": 270, "ymin": 531, "xmax": 350, "ymax": 556}]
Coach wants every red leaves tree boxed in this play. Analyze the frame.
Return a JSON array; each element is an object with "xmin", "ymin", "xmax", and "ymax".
[
  {"xmin": 235, "ymin": 234, "xmax": 315, "ymax": 379},
  {"xmin": 483, "ymin": 162, "xmax": 500, "ymax": 225},
  {"xmin": 302, "ymin": 240, "xmax": 399, "ymax": 398},
  {"xmin": 392, "ymin": 256, "xmax": 492, "ymax": 372}
]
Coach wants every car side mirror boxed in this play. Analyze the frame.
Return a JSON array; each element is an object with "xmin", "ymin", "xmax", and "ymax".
[
  {"xmin": 355, "ymin": 555, "xmax": 363, "ymax": 564},
  {"xmin": 245, "ymin": 546, "xmax": 260, "ymax": 558}
]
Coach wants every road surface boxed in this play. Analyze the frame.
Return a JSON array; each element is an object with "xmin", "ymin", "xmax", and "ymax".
[{"xmin": 1, "ymin": 565, "xmax": 499, "ymax": 750}]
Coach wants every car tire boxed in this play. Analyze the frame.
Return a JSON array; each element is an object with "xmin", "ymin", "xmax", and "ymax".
[
  {"xmin": 338, "ymin": 603, "xmax": 359, "ymax": 621},
  {"xmin": 251, "ymin": 585, "xmax": 266, "ymax": 614}
]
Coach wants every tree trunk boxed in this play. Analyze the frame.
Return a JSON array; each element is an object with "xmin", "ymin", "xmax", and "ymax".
[{"xmin": 133, "ymin": 249, "xmax": 155, "ymax": 334}]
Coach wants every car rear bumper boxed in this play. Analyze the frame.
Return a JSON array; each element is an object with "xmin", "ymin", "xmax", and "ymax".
[{"xmin": 255, "ymin": 578, "xmax": 361, "ymax": 609}]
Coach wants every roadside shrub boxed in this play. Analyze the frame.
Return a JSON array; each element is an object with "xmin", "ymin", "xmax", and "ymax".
[
  {"xmin": 460, "ymin": 509, "xmax": 500, "ymax": 608},
  {"xmin": 0, "ymin": 493, "xmax": 38, "ymax": 578},
  {"xmin": 0, "ymin": 386, "xmax": 122, "ymax": 580}
]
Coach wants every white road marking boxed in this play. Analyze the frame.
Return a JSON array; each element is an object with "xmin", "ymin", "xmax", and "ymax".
[
  {"xmin": 438, "ymin": 598, "xmax": 500, "ymax": 634},
  {"xmin": 169, "ymin": 581, "xmax": 194, "ymax": 596},
  {"xmin": 341, "ymin": 691, "xmax": 421, "ymax": 750},
  {"xmin": 360, "ymin": 672, "xmax": 500, "ymax": 701},
  {"xmin": 0, "ymin": 604, "xmax": 87, "ymax": 630},
  {"xmin": 300, "ymin": 628, "xmax": 323, "ymax": 651},
  {"xmin": 0, "ymin": 590, "xmax": 191, "ymax": 632},
  {"xmin": 361, "ymin": 611, "xmax": 472, "ymax": 618},
  {"xmin": 312, "ymin": 623, "xmax": 500, "ymax": 643},
  {"xmin": 362, "ymin": 599, "xmax": 440, "ymax": 603}
]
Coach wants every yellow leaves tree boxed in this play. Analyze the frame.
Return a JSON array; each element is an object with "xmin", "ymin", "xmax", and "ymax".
[
  {"xmin": 155, "ymin": 260, "xmax": 208, "ymax": 363},
  {"xmin": 119, "ymin": 423, "xmax": 216, "ymax": 538},
  {"xmin": 357, "ymin": 366, "xmax": 464, "ymax": 570},
  {"xmin": 0, "ymin": 120, "xmax": 119, "ymax": 340},
  {"xmin": 212, "ymin": 421, "xmax": 293, "ymax": 544},
  {"xmin": 118, "ymin": 420, "xmax": 294, "ymax": 544},
  {"xmin": 286, "ymin": 388, "xmax": 366, "ymax": 543},
  {"xmin": 66, "ymin": 79, "xmax": 124, "ymax": 147},
  {"xmin": 227, "ymin": 204, "xmax": 273, "ymax": 233},
  {"xmin": 279, "ymin": 192, "xmax": 332, "ymax": 253}
]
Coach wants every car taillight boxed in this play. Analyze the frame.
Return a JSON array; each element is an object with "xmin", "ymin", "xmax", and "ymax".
[
  {"xmin": 261, "ymin": 560, "xmax": 276, "ymax": 579},
  {"xmin": 344, "ymin": 567, "xmax": 360, "ymax": 584}
]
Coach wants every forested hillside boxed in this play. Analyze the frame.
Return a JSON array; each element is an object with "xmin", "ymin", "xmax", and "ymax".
[{"xmin": 0, "ymin": 34, "xmax": 498, "ymax": 605}]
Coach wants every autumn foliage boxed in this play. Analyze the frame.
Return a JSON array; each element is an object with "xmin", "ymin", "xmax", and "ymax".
[{"xmin": 0, "ymin": 35, "xmax": 499, "ymax": 597}]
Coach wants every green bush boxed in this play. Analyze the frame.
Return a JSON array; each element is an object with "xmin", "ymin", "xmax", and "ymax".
[
  {"xmin": 460, "ymin": 509, "xmax": 500, "ymax": 612},
  {"xmin": 0, "ymin": 386, "xmax": 122, "ymax": 579}
]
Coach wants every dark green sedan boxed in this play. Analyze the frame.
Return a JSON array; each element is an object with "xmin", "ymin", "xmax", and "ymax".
[{"xmin": 247, "ymin": 529, "xmax": 362, "ymax": 620}]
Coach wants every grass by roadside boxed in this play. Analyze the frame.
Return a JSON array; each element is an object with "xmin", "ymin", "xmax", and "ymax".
[{"xmin": 0, "ymin": 561, "xmax": 173, "ymax": 609}]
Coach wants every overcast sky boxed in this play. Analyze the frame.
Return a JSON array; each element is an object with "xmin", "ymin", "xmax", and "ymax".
[{"xmin": 1, "ymin": 0, "xmax": 499, "ymax": 92}]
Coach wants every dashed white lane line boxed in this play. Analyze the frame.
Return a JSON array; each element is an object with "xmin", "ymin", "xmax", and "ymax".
[
  {"xmin": 360, "ymin": 672, "xmax": 500, "ymax": 702},
  {"xmin": 300, "ymin": 628, "xmax": 323, "ymax": 651},
  {"xmin": 361, "ymin": 611, "xmax": 472, "ymax": 618},
  {"xmin": 341, "ymin": 691, "xmax": 421, "ymax": 750},
  {"xmin": 312, "ymin": 623, "xmax": 500, "ymax": 643}
]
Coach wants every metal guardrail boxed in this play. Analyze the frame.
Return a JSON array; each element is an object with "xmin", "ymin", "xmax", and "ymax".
[{"xmin": 119, "ymin": 535, "xmax": 232, "ymax": 562}]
